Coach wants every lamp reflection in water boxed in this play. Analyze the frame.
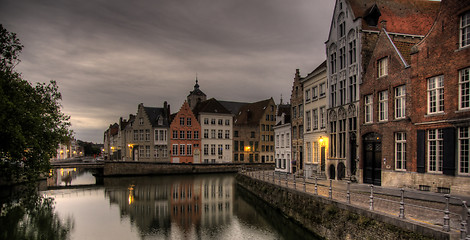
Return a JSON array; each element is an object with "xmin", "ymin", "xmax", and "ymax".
[{"xmin": 128, "ymin": 185, "xmax": 135, "ymax": 205}]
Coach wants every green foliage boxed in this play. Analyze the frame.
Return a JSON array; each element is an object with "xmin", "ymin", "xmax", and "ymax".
[{"xmin": 0, "ymin": 24, "xmax": 71, "ymax": 182}]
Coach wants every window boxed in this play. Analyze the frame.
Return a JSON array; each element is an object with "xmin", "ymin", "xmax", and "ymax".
[
  {"xmin": 313, "ymin": 109, "xmax": 318, "ymax": 130},
  {"xmin": 427, "ymin": 75, "xmax": 444, "ymax": 114},
  {"xmin": 286, "ymin": 133, "xmax": 290, "ymax": 147},
  {"xmin": 225, "ymin": 119, "xmax": 230, "ymax": 125},
  {"xmin": 187, "ymin": 118, "xmax": 191, "ymax": 126},
  {"xmin": 139, "ymin": 118, "xmax": 144, "ymax": 125},
  {"xmin": 349, "ymin": 76, "xmax": 357, "ymax": 102},
  {"xmin": 187, "ymin": 131, "xmax": 192, "ymax": 139},
  {"xmin": 234, "ymin": 131, "xmax": 239, "ymax": 137},
  {"xmin": 395, "ymin": 132, "xmax": 406, "ymax": 171},
  {"xmin": 187, "ymin": 144, "xmax": 192, "ymax": 156},
  {"xmin": 339, "ymin": 119, "xmax": 346, "ymax": 158},
  {"xmin": 307, "ymin": 142, "xmax": 312, "ymax": 163},
  {"xmin": 225, "ymin": 144, "xmax": 230, "ymax": 150},
  {"xmin": 319, "ymin": 83, "xmax": 326, "ymax": 97},
  {"xmin": 250, "ymin": 131, "xmax": 255, "ymax": 138},
  {"xmin": 225, "ymin": 130, "xmax": 230, "ymax": 139},
  {"xmin": 139, "ymin": 146, "xmax": 145, "ymax": 157},
  {"xmin": 320, "ymin": 107, "xmax": 326, "ymax": 129},
  {"xmin": 139, "ymin": 130, "xmax": 144, "ymax": 140},
  {"xmin": 204, "ymin": 144, "xmax": 209, "ymax": 155},
  {"xmin": 330, "ymin": 52, "xmax": 337, "ymax": 74},
  {"xmin": 339, "ymin": 78, "xmax": 346, "ymax": 105},
  {"xmin": 145, "ymin": 129, "xmax": 150, "ymax": 141},
  {"xmin": 306, "ymin": 111, "xmax": 311, "ymax": 131},
  {"xmin": 293, "ymin": 106, "xmax": 297, "ymax": 118},
  {"xmin": 460, "ymin": 68, "xmax": 470, "ymax": 110},
  {"xmin": 331, "ymin": 83, "xmax": 337, "ymax": 107},
  {"xmin": 459, "ymin": 127, "xmax": 470, "ymax": 174},
  {"xmin": 312, "ymin": 86, "xmax": 318, "ymax": 100},
  {"xmin": 180, "ymin": 117, "xmax": 184, "ymax": 126},
  {"xmin": 179, "ymin": 130, "xmax": 185, "ymax": 139},
  {"xmin": 461, "ymin": 11, "xmax": 470, "ymax": 48},
  {"xmin": 145, "ymin": 146, "xmax": 150, "ymax": 157},
  {"xmin": 339, "ymin": 47, "xmax": 346, "ymax": 69},
  {"xmin": 218, "ymin": 119, "xmax": 223, "ymax": 125},
  {"xmin": 306, "ymin": 89, "xmax": 311, "ymax": 102},
  {"xmin": 134, "ymin": 130, "xmax": 138, "ymax": 141},
  {"xmin": 194, "ymin": 131, "xmax": 199, "ymax": 139},
  {"xmin": 377, "ymin": 57, "xmax": 388, "ymax": 78},
  {"xmin": 211, "ymin": 129, "xmax": 216, "ymax": 139},
  {"xmin": 172, "ymin": 144, "xmax": 178, "ymax": 156},
  {"xmin": 204, "ymin": 129, "xmax": 208, "ymax": 139},
  {"xmin": 218, "ymin": 130, "xmax": 223, "ymax": 139},
  {"xmin": 428, "ymin": 129, "xmax": 443, "ymax": 173},
  {"xmin": 330, "ymin": 121, "xmax": 337, "ymax": 158},
  {"xmin": 154, "ymin": 148, "xmax": 159, "ymax": 158},
  {"xmin": 211, "ymin": 144, "xmax": 216, "ymax": 155},
  {"xmin": 395, "ymin": 86, "xmax": 406, "ymax": 119},
  {"xmin": 180, "ymin": 144, "xmax": 185, "ymax": 156},
  {"xmin": 365, "ymin": 95, "xmax": 373, "ymax": 123},
  {"xmin": 379, "ymin": 91, "xmax": 388, "ymax": 121},
  {"xmin": 162, "ymin": 148, "xmax": 167, "ymax": 157},
  {"xmin": 349, "ymin": 39, "xmax": 356, "ymax": 64},
  {"xmin": 211, "ymin": 119, "xmax": 215, "ymax": 125},
  {"xmin": 173, "ymin": 130, "xmax": 178, "ymax": 139},
  {"xmin": 204, "ymin": 118, "xmax": 209, "ymax": 125},
  {"xmin": 218, "ymin": 144, "xmax": 223, "ymax": 155}
]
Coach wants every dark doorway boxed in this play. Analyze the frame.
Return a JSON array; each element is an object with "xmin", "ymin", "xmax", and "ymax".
[
  {"xmin": 329, "ymin": 164, "xmax": 336, "ymax": 180},
  {"xmin": 299, "ymin": 147, "xmax": 303, "ymax": 170},
  {"xmin": 363, "ymin": 133, "xmax": 382, "ymax": 186},
  {"xmin": 337, "ymin": 162, "xmax": 345, "ymax": 180},
  {"xmin": 320, "ymin": 147, "xmax": 326, "ymax": 172},
  {"xmin": 350, "ymin": 133, "xmax": 357, "ymax": 176}
]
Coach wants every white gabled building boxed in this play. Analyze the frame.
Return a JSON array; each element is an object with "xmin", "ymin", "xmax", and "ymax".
[
  {"xmin": 274, "ymin": 103, "xmax": 292, "ymax": 173},
  {"xmin": 302, "ymin": 61, "xmax": 329, "ymax": 179}
]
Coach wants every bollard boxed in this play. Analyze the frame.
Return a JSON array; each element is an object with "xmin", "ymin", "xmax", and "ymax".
[
  {"xmin": 347, "ymin": 181, "xmax": 351, "ymax": 204},
  {"xmin": 369, "ymin": 185, "xmax": 374, "ymax": 211},
  {"xmin": 399, "ymin": 188, "xmax": 405, "ymax": 219},
  {"xmin": 272, "ymin": 171, "xmax": 275, "ymax": 184},
  {"xmin": 285, "ymin": 173, "xmax": 288, "ymax": 187},
  {"xmin": 314, "ymin": 177, "xmax": 318, "ymax": 195},
  {"xmin": 329, "ymin": 179, "xmax": 332, "ymax": 199},
  {"xmin": 461, "ymin": 201, "xmax": 468, "ymax": 240},
  {"xmin": 443, "ymin": 194, "xmax": 450, "ymax": 232},
  {"xmin": 293, "ymin": 174, "xmax": 296, "ymax": 189},
  {"xmin": 279, "ymin": 172, "xmax": 281, "ymax": 185},
  {"xmin": 303, "ymin": 175, "xmax": 306, "ymax": 192}
]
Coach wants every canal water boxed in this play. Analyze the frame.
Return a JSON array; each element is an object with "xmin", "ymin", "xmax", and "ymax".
[{"xmin": 1, "ymin": 169, "xmax": 321, "ymax": 240}]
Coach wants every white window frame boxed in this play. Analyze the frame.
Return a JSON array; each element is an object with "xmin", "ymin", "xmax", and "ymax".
[
  {"xmin": 395, "ymin": 132, "xmax": 406, "ymax": 171},
  {"xmin": 459, "ymin": 67, "xmax": 470, "ymax": 110},
  {"xmin": 187, "ymin": 144, "xmax": 192, "ymax": 156},
  {"xmin": 379, "ymin": 91, "xmax": 388, "ymax": 122},
  {"xmin": 427, "ymin": 75, "xmax": 444, "ymax": 114},
  {"xmin": 459, "ymin": 127, "xmax": 470, "ymax": 175},
  {"xmin": 313, "ymin": 109, "xmax": 319, "ymax": 130},
  {"xmin": 378, "ymin": 57, "xmax": 388, "ymax": 78},
  {"xmin": 461, "ymin": 11, "xmax": 470, "ymax": 48},
  {"xmin": 172, "ymin": 144, "xmax": 178, "ymax": 156},
  {"xmin": 428, "ymin": 129, "xmax": 443, "ymax": 173},
  {"xmin": 365, "ymin": 94, "xmax": 373, "ymax": 123},
  {"xmin": 180, "ymin": 144, "xmax": 185, "ymax": 156},
  {"xmin": 320, "ymin": 107, "xmax": 326, "ymax": 129},
  {"xmin": 395, "ymin": 86, "xmax": 406, "ymax": 119},
  {"xmin": 306, "ymin": 110, "xmax": 311, "ymax": 131},
  {"xmin": 210, "ymin": 144, "xmax": 216, "ymax": 156}
]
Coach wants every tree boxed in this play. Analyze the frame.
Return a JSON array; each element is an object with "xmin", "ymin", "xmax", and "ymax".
[{"xmin": 0, "ymin": 24, "xmax": 72, "ymax": 182}]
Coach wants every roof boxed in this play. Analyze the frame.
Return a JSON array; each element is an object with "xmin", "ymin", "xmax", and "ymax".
[
  {"xmin": 219, "ymin": 100, "xmax": 249, "ymax": 115},
  {"xmin": 143, "ymin": 106, "xmax": 170, "ymax": 127},
  {"xmin": 301, "ymin": 60, "xmax": 327, "ymax": 82},
  {"xmin": 347, "ymin": 0, "xmax": 440, "ymax": 35},
  {"xmin": 234, "ymin": 98, "xmax": 273, "ymax": 125},
  {"xmin": 187, "ymin": 79, "xmax": 206, "ymax": 97},
  {"xmin": 277, "ymin": 104, "xmax": 291, "ymax": 117},
  {"xmin": 192, "ymin": 98, "xmax": 232, "ymax": 116}
]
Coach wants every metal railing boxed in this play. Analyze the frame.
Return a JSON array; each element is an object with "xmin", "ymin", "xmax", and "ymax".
[{"xmin": 239, "ymin": 167, "xmax": 470, "ymax": 239}]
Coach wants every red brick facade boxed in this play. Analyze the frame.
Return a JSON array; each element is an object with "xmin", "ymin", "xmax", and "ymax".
[{"xmin": 170, "ymin": 101, "xmax": 201, "ymax": 163}]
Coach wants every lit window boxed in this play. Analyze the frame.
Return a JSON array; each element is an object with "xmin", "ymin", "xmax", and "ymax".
[
  {"xmin": 460, "ymin": 67, "xmax": 470, "ymax": 110},
  {"xmin": 378, "ymin": 57, "xmax": 388, "ymax": 78},
  {"xmin": 461, "ymin": 11, "xmax": 470, "ymax": 48},
  {"xmin": 427, "ymin": 75, "xmax": 444, "ymax": 114}
]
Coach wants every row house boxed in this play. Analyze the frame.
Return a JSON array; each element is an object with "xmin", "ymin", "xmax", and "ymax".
[
  {"xmin": 53, "ymin": 138, "xmax": 84, "ymax": 160},
  {"xmin": 325, "ymin": 0, "xmax": 439, "ymax": 181},
  {"xmin": 274, "ymin": 102, "xmax": 291, "ymax": 173},
  {"xmin": 301, "ymin": 61, "xmax": 329, "ymax": 178},
  {"xmin": 290, "ymin": 69, "xmax": 304, "ymax": 174},
  {"xmin": 103, "ymin": 123, "xmax": 120, "ymax": 160},
  {"xmin": 232, "ymin": 98, "xmax": 277, "ymax": 164},
  {"xmin": 169, "ymin": 101, "xmax": 201, "ymax": 163},
  {"xmin": 193, "ymin": 98, "xmax": 233, "ymax": 163}
]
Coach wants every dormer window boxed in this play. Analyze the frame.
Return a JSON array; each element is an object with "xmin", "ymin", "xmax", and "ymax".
[
  {"xmin": 139, "ymin": 118, "xmax": 144, "ymax": 125},
  {"xmin": 461, "ymin": 11, "xmax": 470, "ymax": 48},
  {"xmin": 377, "ymin": 57, "xmax": 388, "ymax": 78}
]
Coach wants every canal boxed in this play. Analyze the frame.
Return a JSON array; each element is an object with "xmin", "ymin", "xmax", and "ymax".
[{"xmin": 1, "ymin": 168, "xmax": 321, "ymax": 240}]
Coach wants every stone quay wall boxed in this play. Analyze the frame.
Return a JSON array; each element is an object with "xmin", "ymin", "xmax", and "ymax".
[
  {"xmin": 103, "ymin": 161, "xmax": 273, "ymax": 176},
  {"xmin": 236, "ymin": 174, "xmax": 457, "ymax": 240}
]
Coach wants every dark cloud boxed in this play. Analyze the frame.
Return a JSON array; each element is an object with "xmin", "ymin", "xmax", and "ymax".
[{"xmin": 0, "ymin": 0, "xmax": 334, "ymax": 143}]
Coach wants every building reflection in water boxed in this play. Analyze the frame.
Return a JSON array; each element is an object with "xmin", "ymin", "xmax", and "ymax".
[{"xmin": 104, "ymin": 174, "xmax": 233, "ymax": 236}]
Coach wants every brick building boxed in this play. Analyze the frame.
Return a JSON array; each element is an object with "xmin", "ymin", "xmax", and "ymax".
[
  {"xmin": 170, "ymin": 101, "xmax": 201, "ymax": 163},
  {"xmin": 290, "ymin": 69, "xmax": 303, "ymax": 174}
]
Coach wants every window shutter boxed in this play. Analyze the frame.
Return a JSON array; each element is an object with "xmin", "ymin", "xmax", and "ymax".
[
  {"xmin": 417, "ymin": 130, "xmax": 425, "ymax": 173},
  {"xmin": 443, "ymin": 127, "xmax": 456, "ymax": 176}
]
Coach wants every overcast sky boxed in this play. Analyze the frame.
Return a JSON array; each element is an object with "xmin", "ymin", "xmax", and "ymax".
[{"xmin": 0, "ymin": 0, "xmax": 334, "ymax": 143}]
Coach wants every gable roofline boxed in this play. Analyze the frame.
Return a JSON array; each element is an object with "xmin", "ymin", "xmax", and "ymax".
[
  {"xmin": 383, "ymin": 29, "xmax": 410, "ymax": 68},
  {"xmin": 192, "ymin": 98, "xmax": 232, "ymax": 116}
]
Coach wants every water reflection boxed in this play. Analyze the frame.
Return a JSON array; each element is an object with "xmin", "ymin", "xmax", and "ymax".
[{"xmin": 47, "ymin": 168, "xmax": 96, "ymax": 187}]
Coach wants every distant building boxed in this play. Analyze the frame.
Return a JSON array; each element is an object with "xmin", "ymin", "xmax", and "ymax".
[
  {"xmin": 290, "ymin": 69, "xmax": 304, "ymax": 174},
  {"xmin": 232, "ymin": 98, "xmax": 276, "ymax": 164},
  {"xmin": 193, "ymin": 98, "xmax": 233, "ymax": 163},
  {"xmin": 53, "ymin": 138, "xmax": 84, "ymax": 160},
  {"xmin": 274, "ymin": 101, "xmax": 291, "ymax": 173},
  {"xmin": 169, "ymin": 101, "xmax": 201, "ymax": 163},
  {"xmin": 301, "ymin": 61, "xmax": 328, "ymax": 178},
  {"xmin": 187, "ymin": 79, "xmax": 207, "ymax": 110}
]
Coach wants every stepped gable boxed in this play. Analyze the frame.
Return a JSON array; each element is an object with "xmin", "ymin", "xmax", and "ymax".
[
  {"xmin": 347, "ymin": 0, "xmax": 440, "ymax": 35},
  {"xmin": 235, "ymin": 99, "xmax": 272, "ymax": 125},
  {"xmin": 192, "ymin": 98, "xmax": 232, "ymax": 116}
]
